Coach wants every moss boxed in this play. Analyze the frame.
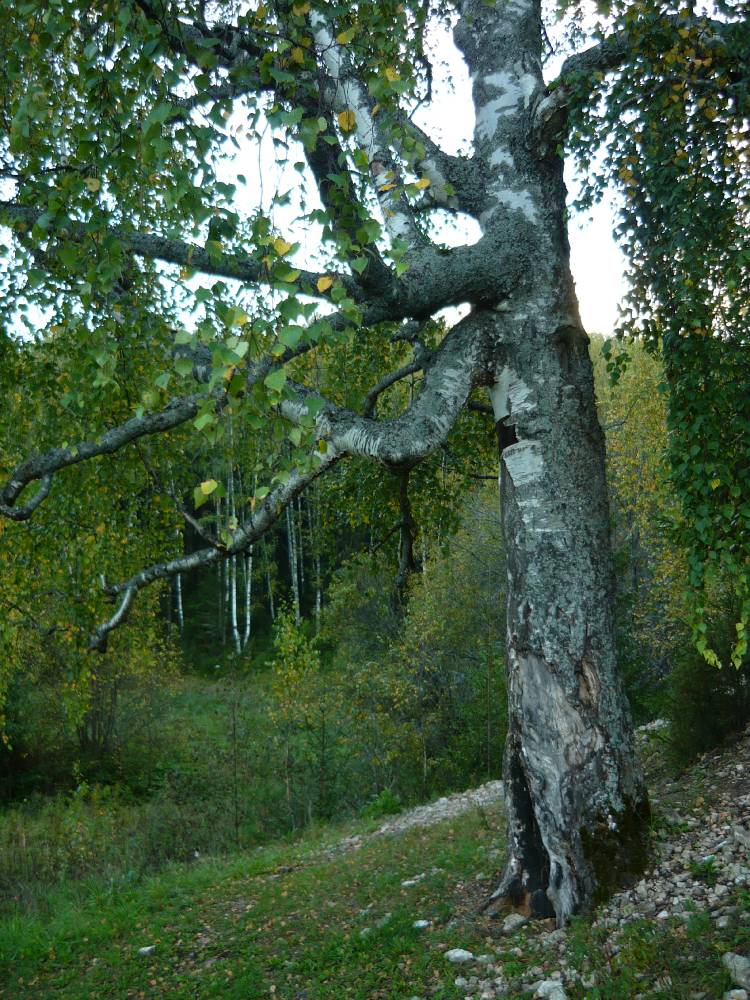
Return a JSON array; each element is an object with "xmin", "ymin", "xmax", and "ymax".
[{"xmin": 582, "ymin": 793, "xmax": 652, "ymax": 906}]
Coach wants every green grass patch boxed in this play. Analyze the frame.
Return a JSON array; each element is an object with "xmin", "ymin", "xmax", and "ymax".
[{"xmin": 0, "ymin": 805, "xmax": 503, "ymax": 999}]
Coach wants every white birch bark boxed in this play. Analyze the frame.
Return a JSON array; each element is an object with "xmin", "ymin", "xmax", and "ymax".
[
  {"xmin": 229, "ymin": 480, "xmax": 241, "ymax": 655},
  {"xmin": 242, "ymin": 548, "xmax": 253, "ymax": 649},
  {"xmin": 175, "ymin": 572, "xmax": 184, "ymax": 634},
  {"xmin": 286, "ymin": 503, "xmax": 301, "ymax": 626}
]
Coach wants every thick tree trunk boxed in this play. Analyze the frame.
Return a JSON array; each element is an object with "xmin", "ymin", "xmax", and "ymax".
[
  {"xmin": 454, "ymin": 0, "xmax": 649, "ymax": 925},
  {"xmin": 490, "ymin": 323, "xmax": 649, "ymax": 925}
]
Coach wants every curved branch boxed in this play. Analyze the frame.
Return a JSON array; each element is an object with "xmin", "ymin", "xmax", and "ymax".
[
  {"xmin": 0, "ymin": 476, "xmax": 52, "ymax": 521},
  {"xmin": 90, "ymin": 586, "xmax": 137, "ymax": 651},
  {"xmin": 0, "ymin": 201, "xmax": 363, "ymax": 301},
  {"xmin": 284, "ymin": 308, "xmax": 491, "ymax": 468},
  {"xmin": 89, "ymin": 447, "xmax": 341, "ymax": 651},
  {"xmin": 0, "ymin": 395, "xmax": 204, "ymax": 516},
  {"xmin": 363, "ymin": 360, "xmax": 423, "ymax": 418}
]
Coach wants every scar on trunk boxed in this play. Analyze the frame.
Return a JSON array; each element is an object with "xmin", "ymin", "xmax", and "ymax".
[
  {"xmin": 483, "ymin": 738, "xmax": 556, "ymax": 920},
  {"xmin": 497, "ymin": 417, "xmax": 518, "ymax": 452},
  {"xmin": 552, "ymin": 324, "xmax": 588, "ymax": 374}
]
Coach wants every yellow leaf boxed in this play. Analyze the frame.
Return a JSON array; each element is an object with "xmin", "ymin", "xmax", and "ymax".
[
  {"xmin": 85, "ymin": 177, "xmax": 101, "ymax": 193},
  {"xmin": 379, "ymin": 181, "xmax": 397, "ymax": 193},
  {"xmin": 337, "ymin": 110, "xmax": 356, "ymax": 133},
  {"xmin": 273, "ymin": 237, "xmax": 293, "ymax": 256},
  {"xmin": 316, "ymin": 275, "xmax": 334, "ymax": 293},
  {"xmin": 384, "ymin": 67, "xmax": 400, "ymax": 82},
  {"xmin": 290, "ymin": 46, "xmax": 305, "ymax": 64},
  {"xmin": 292, "ymin": 1, "xmax": 309, "ymax": 13},
  {"xmin": 414, "ymin": 177, "xmax": 430, "ymax": 189},
  {"xmin": 200, "ymin": 479, "xmax": 219, "ymax": 495},
  {"xmin": 336, "ymin": 27, "xmax": 356, "ymax": 44}
]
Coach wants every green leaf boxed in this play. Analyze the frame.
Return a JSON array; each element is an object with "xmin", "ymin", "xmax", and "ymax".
[
  {"xmin": 194, "ymin": 412, "xmax": 216, "ymax": 431},
  {"xmin": 264, "ymin": 368, "xmax": 287, "ymax": 392}
]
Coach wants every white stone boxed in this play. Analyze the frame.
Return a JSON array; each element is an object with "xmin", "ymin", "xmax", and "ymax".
[
  {"xmin": 413, "ymin": 919, "xmax": 431, "ymax": 929},
  {"xmin": 502, "ymin": 912, "xmax": 529, "ymax": 935},
  {"xmin": 401, "ymin": 873, "xmax": 426, "ymax": 887},
  {"xmin": 534, "ymin": 980, "xmax": 568, "ymax": 1000},
  {"xmin": 724, "ymin": 953, "xmax": 750, "ymax": 989},
  {"xmin": 445, "ymin": 948, "xmax": 475, "ymax": 964},
  {"xmin": 138, "ymin": 945, "xmax": 156, "ymax": 956}
]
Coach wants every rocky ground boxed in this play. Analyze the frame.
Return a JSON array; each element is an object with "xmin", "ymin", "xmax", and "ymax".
[
  {"xmin": 328, "ymin": 780, "xmax": 505, "ymax": 859},
  {"xmin": 387, "ymin": 721, "xmax": 750, "ymax": 1000}
]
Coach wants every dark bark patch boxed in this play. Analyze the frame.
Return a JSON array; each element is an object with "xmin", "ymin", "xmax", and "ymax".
[
  {"xmin": 581, "ymin": 793, "xmax": 652, "ymax": 906},
  {"xmin": 497, "ymin": 419, "xmax": 518, "ymax": 452}
]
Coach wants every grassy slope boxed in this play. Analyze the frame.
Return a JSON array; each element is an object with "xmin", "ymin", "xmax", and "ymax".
[
  {"xmin": 0, "ymin": 806, "xmax": 501, "ymax": 1000},
  {"xmin": 2, "ymin": 751, "xmax": 749, "ymax": 999}
]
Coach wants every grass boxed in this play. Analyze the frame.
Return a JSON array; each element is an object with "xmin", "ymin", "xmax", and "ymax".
[
  {"xmin": 3, "ymin": 698, "xmax": 749, "ymax": 999},
  {"xmin": 2, "ymin": 785, "xmax": 748, "ymax": 999},
  {"xmin": 0, "ymin": 805, "xmax": 502, "ymax": 999}
]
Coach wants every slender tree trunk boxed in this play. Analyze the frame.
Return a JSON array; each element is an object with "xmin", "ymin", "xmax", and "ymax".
[
  {"xmin": 174, "ymin": 572, "xmax": 184, "ymax": 634},
  {"xmin": 454, "ymin": 0, "xmax": 649, "ymax": 925},
  {"xmin": 305, "ymin": 493, "xmax": 322, "ymax": 633},
  {"xmin": 242, "ymin": 548, "xmax": 253, "ymax": 648},
  {"xmin": 286, "ymin": 503, "xmax": 301, "ymax": 626},
  {"xmin": 229, "ymin": 467, "xmax": 241, "ymax": 655},
  {"xmin": 296, "ymin": 497, "xmax": 305, "ymax": 590},
  {"xmin": 396, "ymin": 471, "xmax": 417, "ymax": 603}
]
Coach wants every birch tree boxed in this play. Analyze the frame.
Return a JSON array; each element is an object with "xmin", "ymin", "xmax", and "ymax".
[{"xmin": 1, "ymin": 0, "xmax": 748, "ymax": 924}]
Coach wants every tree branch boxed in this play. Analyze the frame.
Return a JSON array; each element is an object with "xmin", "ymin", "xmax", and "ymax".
[
  {"xmin": 363, "ymin": 360, "xmax": 423, "ymax": 418},
  {"xmin": 0, "ymin": 395, "xmax": 205, "ymax": 518},
  {"xmin": 281, "ymin": 308, "xmax": 491, "ymax": 468},
  {"xmin": 309, "ymin": 11, "xmax": 427, "ymax": 248},
  {"xmin": 536, "ymin": 14, "xmax": 742, "ymax": 140},
  {"xmin": 89, "ymin": 447, "xmax": 340, "ymax": 650},
  {"xmin": 0, "ymin": 201, "xmax": 363, "ymax": 301}
]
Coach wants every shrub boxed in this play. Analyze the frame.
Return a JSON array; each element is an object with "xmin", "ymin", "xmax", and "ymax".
[{"xmin": 667, "ymin": 610, "xmax": 750, "ymax": 766}]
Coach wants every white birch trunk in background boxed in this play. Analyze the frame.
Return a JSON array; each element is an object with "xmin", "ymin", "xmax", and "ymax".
[
  {"xmin": 175, "ymin": 572, "xmax": 184, "ymax": 634},
  {"xmin": 263, "ymin": 536, "xmax": 276, "ymax": 623},
  {"xmin": 306, "ymin": 494, "xmax": 322, "ymax": 633},
  {"xmin": 286, "ymin": 503, "xmax": 301, "ymax": 626},
  {"xmin": 296, "ymin": 497, "xmax": 305, "ymax": 590},
  {"xmin": 242, "ymin": 548, "xmax": 253, "ymax": 648},
  {"xmin": 228, "ymin": 462, "xmax": 241, "ymax": 655}
]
